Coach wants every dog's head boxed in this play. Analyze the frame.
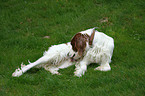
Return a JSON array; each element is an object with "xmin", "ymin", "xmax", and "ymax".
[
  {"xmin": 70, "ymin": 28, "xmax": 95, "ymax": 60},
  {"xmin": 71, "ymin": 33, "xmax": 89, "ymax": 60}
]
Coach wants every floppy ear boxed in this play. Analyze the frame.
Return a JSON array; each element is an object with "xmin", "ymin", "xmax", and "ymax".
[
  {"xmin": 77, "ymin": 40, "xmax": 86, "ymax": 56},
  {"xmin": 89, "ymin": 28, "xmax": 95, "ymax": 46},
  {"xmin": 78, "ymin": 48, "xmax": 84, "ymax": 57},
  {"xmin": 71, "ymin": 33, "xmax": 81, "ymax": 52},
  {"xmin": 71, "ymin": 37, "xmax": 77, "ymax": 52}
]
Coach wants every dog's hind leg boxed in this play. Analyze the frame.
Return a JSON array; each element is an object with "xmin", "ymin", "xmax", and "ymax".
[
  {"xmin": 44, "ymin": 66, "xmax": 60, "ymax": 75},
  {"xmin": 12, "ymin": 55, "xmax": 53, "ymax": 77},
  {"xmin": 58, "ymin": 60, "xmax": 73, "ymax": 69},
  {"xmin": 43, "ymin": 60, "xmax": 73, "ymax": 75},
  {"xmin": 94, "ymin": 53, "xmax": 111, "ymax": 71},
  {"xmin": 94, "ymin": 63, "xmax": 111, "ymax": 71}
]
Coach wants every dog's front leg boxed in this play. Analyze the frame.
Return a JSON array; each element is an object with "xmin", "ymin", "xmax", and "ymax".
[
  {"xmin": 12, "ymin": 55, "xmax": 50, "ymax": 77},
  {"xmin": 74, "ymin": 60, "xmax": 88, "ymax": 77}
]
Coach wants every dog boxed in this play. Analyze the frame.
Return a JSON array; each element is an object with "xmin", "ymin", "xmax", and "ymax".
[
  {"xmin": 12, "ymin": 28, "xmax": 114, "ymax": 77},
  {"xmin": 70, "ymin": 27, "xmax": 114, "ymax": 77},
  {"xmin": 12, "ymin": 42, "xmax": 75, "ymax": 77},
  {"xmin": 12, "ymin": 29, "xmax": 95, "ymax": 77}
]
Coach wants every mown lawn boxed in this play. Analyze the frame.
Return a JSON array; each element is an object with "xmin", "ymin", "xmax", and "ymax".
[{"xmin": 0, "ymin": 0, "xmax": 145, "ymax": 96}]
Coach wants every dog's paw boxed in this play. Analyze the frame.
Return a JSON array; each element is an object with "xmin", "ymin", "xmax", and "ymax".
[
  {"xmin": 74, "ymin": 69, "xmax": 86, "ymax": 77},
  {"xmin": 74, "ymin": 64, "xmax": 87, "ymax": 77},
  {"xmin": 12, "ymin": 68, "xmax": 23, "ymax": 77},
  {"xmin": 52, "ymin": 71, "xmax": 62, "ymax": 75},
  {"xmin": 94, "ymin": 66, "xmax": 111, "ymax": 71},
  {"xmin": 74, "ymin": 71, "xmax": 82, "ymax": 77},
  {"xmin": 49, "ymin": 69, "xmax": 61, "ymax": 75}
]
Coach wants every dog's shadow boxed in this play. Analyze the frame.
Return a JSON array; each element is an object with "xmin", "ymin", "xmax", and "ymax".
[
  {"xmin": 88, "ymin": 63, "xmax": 99, "ymax": 68},
  {"xmin": 25, "ymin": 63, "xmax": 99, "ymax": 75},
  {"xmin": 26, "ymin": 68, "xmax": 41, "ymax": 74}
]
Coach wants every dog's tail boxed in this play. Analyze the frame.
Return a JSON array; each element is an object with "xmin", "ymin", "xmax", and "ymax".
[{"xmin": 89, "ymin": 27, "xmax": 98, "ymax": 46}]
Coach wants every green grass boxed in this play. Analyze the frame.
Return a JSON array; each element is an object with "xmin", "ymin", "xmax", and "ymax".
[{"xmin": 0, "ymin": 0, "xmax": 145, "ymax": 96}]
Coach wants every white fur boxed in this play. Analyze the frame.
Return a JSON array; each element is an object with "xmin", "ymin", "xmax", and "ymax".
[
  {"xmin": 73, "ymin": 28, "xmax": 114, "ymax": 77},
  {"xmin": 12, "ymin": 28, "xmax": 114, "ymax": 77},
  {"xmin": 12, "ymin": 43, "xmax": 74, "ymax": 77}
]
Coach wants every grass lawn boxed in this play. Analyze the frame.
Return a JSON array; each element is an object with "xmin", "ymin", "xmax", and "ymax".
[{"xmin": 0, "ymin": 0, "xmax": 145, "ymax": 96}]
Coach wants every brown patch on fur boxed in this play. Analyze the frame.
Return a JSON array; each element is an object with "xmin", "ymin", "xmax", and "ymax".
[
  {"xmin": 71, "ymin": 33, "xmax": 89, "ymax": 56},
  {"xmin": 71, "ymin": 29, "xmax": 96, "ymax": 57},
  {"xmin": 89, "ymin": 29, "xmax": 95, "ymax": 46}
]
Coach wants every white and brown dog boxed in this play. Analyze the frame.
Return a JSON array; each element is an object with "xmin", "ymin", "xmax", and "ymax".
[
  {"xmin": 12, "ymin": 28, "xmax": 114, "ymax": 77},
  {"xmin": 70, "ymin": 27, "xmax": 114, "ymax": 77}
]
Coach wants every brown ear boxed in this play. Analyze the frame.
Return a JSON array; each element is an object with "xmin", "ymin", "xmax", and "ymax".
[
  {"xmin": 78, "ymin": 48, "xmax": 84, "ymax": 57},
  {"xmin": 71, "ymin": 33, "xmax": 81, "ymax": 52},
  {"xmin": 71, "ymin": 36, "xmax": 77, "ymax": 52},
  {"xmin": 71, "ymin": 33, "xmax": 88, "ymax": 56},
  {"xmin": 77, "ymin": 40, "xmax": 86, "ymax": 56},
  {"xmin": 89, "ymin": 28, "xmax": 95, "ymax": 46}
]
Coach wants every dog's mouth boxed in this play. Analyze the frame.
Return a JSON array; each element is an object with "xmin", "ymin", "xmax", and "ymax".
[
  {"xmin": 68, "ymin": 53, "xmax": 81, "ymax": 62},
  {"xmin": 71, "ymin": 58, "xmax": 77, "ymax": 62},
  {"xmin": 70, "ymin": 54, "xmax": 83, "ymax": 62},
  {"xmin": 70, "ymin": 54, "xmax": 77, "ymax": 62}
]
